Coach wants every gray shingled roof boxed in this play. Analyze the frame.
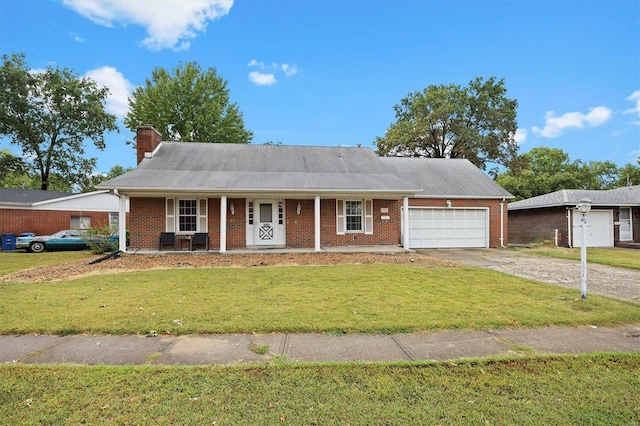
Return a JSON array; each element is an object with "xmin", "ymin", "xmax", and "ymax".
[
  {"xmin": 98, "ymin": 143, "xmax": 422, "ymax": 195},
  {"xmin": 0, "ymin": 187, "xmax": 74, "ymax": 205},
  {"xmin": 508, "ymin": 186, "xmax": 640, "ymax": 210},
  {"xmin": 380, "ymin": 157, "xmax": 513, "ymax": 198},
  {"xmin": 98, "ymin": 142, "xmax": 513, "ymax": 198}
]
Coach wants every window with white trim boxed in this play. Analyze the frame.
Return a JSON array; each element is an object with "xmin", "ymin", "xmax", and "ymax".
[
  {"xmin": 336, "ymin": 199, "xmax": 373, "ymax": 235},
  {"xmin": 166, "ymin": 198, "xmax": 208, "ymax": 233}
]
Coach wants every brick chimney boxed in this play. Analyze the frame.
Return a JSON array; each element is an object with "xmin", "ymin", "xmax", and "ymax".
[{"xmin": 136, "ymin": 125, "xmax": 162, "ymax": 165}]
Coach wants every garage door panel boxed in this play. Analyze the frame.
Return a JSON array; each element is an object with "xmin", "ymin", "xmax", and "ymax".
[
  {"xmin": 408, "ymin": 208, "xmax": 488, "ymax": 249},
  {"xmin": 572, "ymin": 210, "xmax": 613, "ymax": 247}
]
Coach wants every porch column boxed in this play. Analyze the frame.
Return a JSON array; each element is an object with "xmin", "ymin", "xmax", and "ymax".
[
  {"xmin": 403, "ymin": 196, "xmax": 410, "ymax": 249},
  {"xmin": 118, "ymin": 192, "xmax": 127, "ymax": 252},
  {"xmin": 314, "ymin": 195, "xmax": 321, "ymax": 252},
  {"xmin": 220, "ymin": 196, "xmax": 227, "ymax": 253}
]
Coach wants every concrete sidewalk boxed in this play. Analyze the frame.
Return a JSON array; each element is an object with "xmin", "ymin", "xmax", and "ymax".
[{"xmin": 2, "ymin": 325, "xmax": 639, "ymax": 366}]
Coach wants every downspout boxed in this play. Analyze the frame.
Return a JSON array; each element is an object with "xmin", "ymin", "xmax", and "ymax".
[
  {"xmin": 314, "ymin": 196, "xmax": 321, "ymax": 252},
  {"xmin": 113, "ymin": 189, "xmax": 127, "ymax": 252},
  {"xmin": 567, "ymin": 208, "xmax": 572, "ymax": 248},
  {"xmin": 499, "ymin": 198, "xmax": 506, "ymax": 248},
  {"xmin": 402, "ymin": 197, "xmax": 410, "ymax": 249}
]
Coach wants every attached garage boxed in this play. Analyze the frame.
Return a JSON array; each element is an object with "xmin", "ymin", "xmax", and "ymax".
[
  {"xmin": 407, "ymin": 207, "xmax": 489, "ymax": 249},
  {"xmin": 571, "ymin": 209, "xmax": 614, "ymax": 247}
]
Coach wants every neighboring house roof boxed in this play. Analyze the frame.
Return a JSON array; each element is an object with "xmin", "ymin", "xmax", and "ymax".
[
  {"xmin": 98, "ymin": 143, "xmax": 423, "ymax": 196},
  {"xmin": 0, "ymin": 187, "xmax": 74, "ymax": 206},
  {"xmin": 508, "ymin": 186, "xmax": 640, "ymax": 210},
  {"xmin": 380, "ymin": 157, "xmax": 513, "ymax": 199},
  {"xmin": 0, "ymin": 187, "xmax": 127, "ymax": 211}
]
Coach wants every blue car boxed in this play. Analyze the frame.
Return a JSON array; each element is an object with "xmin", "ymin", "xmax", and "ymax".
[{"xmin": 16, "ymin": 230, "xmax": 117, "ymax": 253}]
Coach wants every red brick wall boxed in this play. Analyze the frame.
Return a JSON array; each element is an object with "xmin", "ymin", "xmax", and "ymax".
[
  {"xmin": 409, "ymin": 198, "xmax": 507, "ymax": 248},
  {"xmin": 128, "ymin": 198, "xmax": 166, "ymax": 249},
  {"xmin": 226, "ymin": 198, "xmax": 246, "ymax": 249},
  {"xmin": 508, "ymin": 207, "xmax": 569, "ymax": 246},
  {"xmin": 1, "ymin": 208, "xmax": 113, "ymax": 237}
]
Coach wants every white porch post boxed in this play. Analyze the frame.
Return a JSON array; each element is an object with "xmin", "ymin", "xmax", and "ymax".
[
  {"xmin": 314, "ymin": 196, "xmax": 321, "ymax": 252},
  {"xmin": 220, "ymin": 196, "xmax": 227, "ymax": 253},
  {"xmin": 118, "ymin": 192, "xmax": 127, "ymax": 252},
  {"xmin": 403, "ymin": 196, "xmax": 410, "ymax": 249}
]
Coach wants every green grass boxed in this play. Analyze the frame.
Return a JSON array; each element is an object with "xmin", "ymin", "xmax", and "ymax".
[
  {"xmin": 1, "ymin": 264, "xmax": 639, "ymax": 335},
  {"xmin": 1, "ymin": 354, "xmax": 638, "ymax": 424},
  {"xmin": 0, "ymin": 251, "xmax": 94, "ymax": 276},
  {"xmin": 524, "ymin": 245, "xmax": 640, "ymax": 270}
]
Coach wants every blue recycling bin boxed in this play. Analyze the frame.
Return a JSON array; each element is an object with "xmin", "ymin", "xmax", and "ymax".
[{"xmin": 1, "ymin": 233, "xmax": 16, "ymax": 251}]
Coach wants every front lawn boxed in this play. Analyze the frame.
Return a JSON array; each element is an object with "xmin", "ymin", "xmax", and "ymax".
[
  {"xmin": 523, "ymin": 245, "xmax": 640, "ymax": 270},
  {"xmin": 1, "ymin": 264, "xmax": 639, "ymax": 335},
  {"xmin": 0, "ymin": 251, "xmax": 94, "ymax": 276},
  {"xmin": 2, "ymin": 354, "xmax": 638, "ymax": 424}
]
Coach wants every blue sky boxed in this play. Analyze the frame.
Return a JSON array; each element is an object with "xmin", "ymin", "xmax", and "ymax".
[{"xmin": 1, "ymin": 0, "xmax": 639, "ymax": 174}]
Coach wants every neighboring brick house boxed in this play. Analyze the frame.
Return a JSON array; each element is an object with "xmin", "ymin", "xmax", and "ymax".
[
  {"xmin": 98, "ymin": 126, "xmax": 513, "ymax": 252},
  {"xmin": 0, "ymin": 187, "xmax": 129, "ymax": 240},
  {"xmin": 508, "ymin": 186, "xmax": 640, "ymax": 248}
]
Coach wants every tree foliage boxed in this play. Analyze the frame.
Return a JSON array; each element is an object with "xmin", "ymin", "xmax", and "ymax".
[
  {"xmin": 124, "ymin": 61, "xmax": 252, "ymax": 144},
  {"xmin": 0, "ymin": 53, "xmax": 118, "ymax": 190},
  {"xmin": 496, "ymin": 147, "xmax": 636, "ymax": 200},
  {"xmin": 375, "ymin": 76, "xmax": 519, "ymax": 173}
]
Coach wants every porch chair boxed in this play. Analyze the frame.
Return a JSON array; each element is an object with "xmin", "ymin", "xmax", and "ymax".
[
  {"xmin": 190, "ymin": 232, "xmax": 209, "ymax": 251},
  {"xmin": 158, "ymin": 232, "xmax": 176, "ymax": 251}
]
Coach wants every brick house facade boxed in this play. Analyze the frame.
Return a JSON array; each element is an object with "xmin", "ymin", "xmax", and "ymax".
[
  {"xmin": 508, "ymin": 187, "xmax": 640, "ymax": 247},
  {"xmin": 99, "ymin": 126, "xmax": 513, "ymax": 252}
]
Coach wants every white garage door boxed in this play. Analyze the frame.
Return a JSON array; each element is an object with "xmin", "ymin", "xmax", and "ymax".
[
  {"xmin": 408, "ymin": 208, "xmax": 488, "ymax": 249},
  {"xmin": 572, "ymin": 210, "xmax": 613, "ymax": 247}
]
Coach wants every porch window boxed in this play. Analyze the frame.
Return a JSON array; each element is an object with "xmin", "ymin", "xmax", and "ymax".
[
  {"xmin": 336, "ymin": 199, "xmax": 373, "ymax": 235},
  {"xmin": 166, "ymin": 198, "xmax": 208, "ymax": 233},
  {"xmin": 178, "ymin": 199, "xmax": 197, "ymax": 232}
]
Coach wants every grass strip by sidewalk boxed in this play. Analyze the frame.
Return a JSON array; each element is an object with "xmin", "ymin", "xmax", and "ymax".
[
  {"xmin": 1, "ymin": 264, "xmax": 639, "ymax": 335},
  {"xmin": 2, "ymin": 353, "xmax": 639, "ymax": 424}
]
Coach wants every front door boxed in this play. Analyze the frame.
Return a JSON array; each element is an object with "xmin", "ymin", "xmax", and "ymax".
[
  {"xmin": 255, "ymin": 202, "xmax": 277, "ymax": 245},
  {"xmin": 619, "ymin": 207, "xmax": 632, "ymax": 241}
]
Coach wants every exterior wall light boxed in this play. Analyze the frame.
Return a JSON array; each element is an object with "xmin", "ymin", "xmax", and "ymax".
[
  {"xmin": 229, "ymin": 202, "xmax": 235, "ymax": 215},
  {"xmin": 446, "ymin": 199, "xmax": 452, "ymax": 208},
  {"xmin": 575, "ymin": 198, "xmax": 592, "ymax": 299},
  {"xmin": 297, "ymin": 202, "xmax": 302, "ymax": 215}
]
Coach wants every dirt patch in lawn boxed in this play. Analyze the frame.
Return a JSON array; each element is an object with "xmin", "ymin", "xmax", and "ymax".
[{"xmin": 0, "ymin": 251, "xmax": 458, "ymax": 284}]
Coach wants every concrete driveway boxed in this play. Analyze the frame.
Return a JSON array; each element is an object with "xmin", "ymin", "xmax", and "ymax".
[{"xmin": 419, "ymin": 248, "xmax": 640, "ymax": 304}]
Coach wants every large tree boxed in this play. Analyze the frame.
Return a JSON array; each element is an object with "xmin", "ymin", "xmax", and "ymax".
[
  {"xmin": 375, "ymin": 77, "xmax": 519, "ymax": 173},
  {"xmin": 124, "ymin": 61, "xmax": 252, "ymax": 144},
  {"xmin": 496, "ymin": 147, "xmax": 623, "ymax": 200},
  {"xmin": 0, "ymin": 53, "xmax": 118, "ymax": 190}
]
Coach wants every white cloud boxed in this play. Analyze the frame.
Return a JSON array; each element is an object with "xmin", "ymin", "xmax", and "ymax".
[
  {"xmin": 69, "ymin": 32, "xmax": 85, "ymax": 42},
  {"xmin": 62, "ymin": 0, "xmax": 233, "ymax": 51},
  {"xmin": 281, "ymin": 63, "xmax": 298, "ymax": 77},
  {"xmin": 247, "ymin": 59, "xmax": 299, "ymax": 86},
  {"xmin": 513, "ymin": 128, "xmax": 527, "ymax": 145},
  {"xmin": 84, "ymin": 66, "xmax": 133, "ymax": 119},
  {"xmin": 248, "ymin": 71, "xmax": 276, "ymax": 86},
  {"xmin": 624, "ymin": 90, "xmax": 640, "ymax": 125},
  {"xmin": 531, "ymin": 106, "xmax": 612, "ymax": 138}
]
